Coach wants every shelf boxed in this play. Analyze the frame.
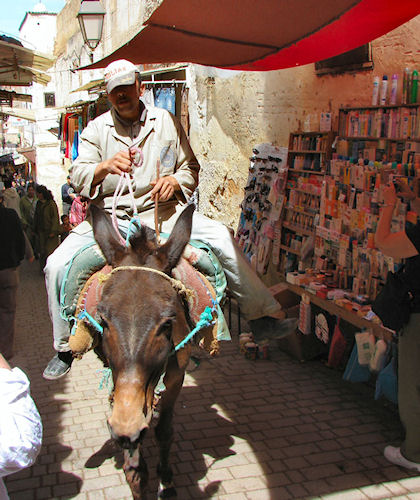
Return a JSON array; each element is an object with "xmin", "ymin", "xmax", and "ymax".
[
  {"xmin": 291, "ymin": 131, "xmax": 334, "ymax": 136},
  {"xmin": 337, "ymin": 136, "xmax": 420, "ymax": 142},
  {"xmin": 287, "ymin": 187, "xmax": 321, "ymax": 196},
  {"xmin": 282, "ymin": 221, "xmax": 315, "ymax": 236},
  {"xmin": 285, "ymin": 282, "xmax": 393, "ymax": 340},
  {"xmin": 288, "ymin": 169, "xmax": 325, "ymax": 175},
  {"xmin": 288, "ymin": 150, "xmax": 327, "ymax": 154},
  {"xmin": 285, "ymin": 205, "xmax": 318, "ymax": 216},
  {"xmin": 339, "ymin": 104, "xmax": 420, "ymax": 111},
  {"xmin": 279, "ymin": 244, "xmax": 301, "ymax": 256}
]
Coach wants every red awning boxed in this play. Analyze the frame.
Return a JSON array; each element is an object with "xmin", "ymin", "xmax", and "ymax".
[{"xmin": 85, "ymin": 0, "xmax": 419, "ymax": 71}]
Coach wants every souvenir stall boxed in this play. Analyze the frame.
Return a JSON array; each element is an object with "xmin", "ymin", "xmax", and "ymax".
[{"xmin": 58, "ymin": 95, "xmax": 111, "ymax": 161}]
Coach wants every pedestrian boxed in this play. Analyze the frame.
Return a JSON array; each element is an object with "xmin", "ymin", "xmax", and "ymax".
[
  {"xmin": 375, "ymin": 181, "xmax": 420, "ymax": 472},
  {"xmin": 0, "ymin": 192, "xmax": 34, "ymax": 360},
  {"xmin": 61, "ymin": 175, "xmax": 76, "ymax": 216},
  {"xmin": 42, "ymin": 59, "xmax": 296, "ymax": 380},
  {"xmin": 2, "ymin": 179, "xmax": 21, "ymax": 218},
  {"xmin": 0, "ymin": 351, "xmax": 43, "ymax": 499},
  {"xmin": 19, "ymin": 183, "xmax": 38, "ymax": 257},
  {"xmin": 59, "ymin": 214, "xmax": 71, "ymax": 243},
  {"xmin": 69, "ymin": 195, "xmax": 88, "ymax": 228},
  {"xmin": 33, "ymin": 185, "xmax": 60, "ymax": 272}
]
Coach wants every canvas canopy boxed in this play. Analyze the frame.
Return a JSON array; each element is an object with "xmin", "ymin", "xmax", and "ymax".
[
  {"xmin": 85, "ymin": 0, "xmax": 419, "ymax": 71},
  {"xmin": 0, "ymin": 37, "xmax": 54, "ymax": 86}
]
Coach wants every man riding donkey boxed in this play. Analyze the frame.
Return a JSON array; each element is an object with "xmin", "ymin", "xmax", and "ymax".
[{"xmin": 43, "ymin": 59, "xmax": 296, "ymax": 380}]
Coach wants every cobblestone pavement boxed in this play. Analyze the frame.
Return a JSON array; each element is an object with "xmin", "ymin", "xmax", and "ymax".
[{"xmin": 5, "ymin": 260, "xmax": 420, "ymax": 499}]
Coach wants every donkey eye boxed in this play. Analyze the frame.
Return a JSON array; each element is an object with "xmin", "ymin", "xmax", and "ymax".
[{"xmin": 158, "ymin": 320, "xmax": 173, "ymax": 337}]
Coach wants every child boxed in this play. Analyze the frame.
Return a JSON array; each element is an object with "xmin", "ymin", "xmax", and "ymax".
[{"xmin": 59, "ymin": 214, "xmax": 71, "ymax": 243}]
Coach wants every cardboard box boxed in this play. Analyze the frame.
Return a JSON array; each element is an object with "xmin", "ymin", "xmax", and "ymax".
[{"xmin": 269, "ymin": 283, "xmax": 301, "ymax": 310}]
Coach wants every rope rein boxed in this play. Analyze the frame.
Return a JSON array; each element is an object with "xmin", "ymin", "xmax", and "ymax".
[
  {"xmin": 111, "ymin": 148, "xmax": 161, "ymax": 247},
  {"xmin": 154, "ymin": 159, "xmax": 161, "ymax": 242}
]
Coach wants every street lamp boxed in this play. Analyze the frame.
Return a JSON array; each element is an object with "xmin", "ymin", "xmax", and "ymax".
[{"xmin": 77, "ymin": 0, "xmax": 105, "ymax": 61}]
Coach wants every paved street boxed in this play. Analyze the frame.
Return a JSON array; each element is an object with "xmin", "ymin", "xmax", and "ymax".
[{"xmin": 5, "ymin": 260, "xmax": 420, "ymax": 499}]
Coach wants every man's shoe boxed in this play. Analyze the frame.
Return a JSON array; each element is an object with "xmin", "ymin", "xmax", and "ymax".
[
  {"xmin": 249, "ymin": 316, "xmax": 298, "ymax": 343},
  {"xmin": 43, "ymin": 352, "xmax": 73, "ymax": 380},
  {"xmin": 384, "ymin": 446, "xmax": 420, "ymax": 472}
]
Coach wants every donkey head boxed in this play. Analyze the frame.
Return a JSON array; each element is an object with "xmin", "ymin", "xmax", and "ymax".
[{"xmin": 90, "ymin": 204, "xmax": 194, "ymax": 448}]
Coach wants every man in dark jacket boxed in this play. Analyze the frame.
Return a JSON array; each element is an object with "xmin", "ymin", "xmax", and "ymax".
[
  {"xmin": 0, "ymin": 192, "xmax": 26, "ymax": 360},
  {"xmin": 61, "ymin": 176, "xmax": 76, "ymax": 215}
]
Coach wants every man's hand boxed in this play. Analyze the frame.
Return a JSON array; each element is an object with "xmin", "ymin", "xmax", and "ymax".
[
  {"xmin": 150, "ymin": 176, "xmax": 180, "ymax": 202},
  {"xmin": 103, "ymin": 151, "xmax": 133, "ymax": 176},
  {"xmin": 92, "ymin": 151, "xmax": 133, "ymax": 188},
  {"xmin": 394, "ymin": 178, "xmax": 416, "ymax": 201},
  {"xmin": 383, "ymin": 182, "xmax": 398, "ymax": 207}
]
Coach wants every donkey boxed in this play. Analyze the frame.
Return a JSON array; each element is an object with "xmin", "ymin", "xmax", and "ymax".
[{"xmin": 90, "ymin": 203, "xmax": 196, "ymax": 499}]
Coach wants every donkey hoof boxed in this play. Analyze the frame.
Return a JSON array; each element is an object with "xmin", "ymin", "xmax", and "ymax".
[{"xmin": 158, "ymin": 482, "xmax": 177, "ymax": 498}]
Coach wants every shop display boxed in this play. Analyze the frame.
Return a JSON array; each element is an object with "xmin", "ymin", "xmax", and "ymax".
[
  {"xmin": 236, "ymin": 143, "xmax": 288, "ymax": 274},
  {"xmin": 277, "ymin": 131, "xmax": 335, "ymax": 273},
  {"xmin": 237, "ymin": 108, "xmax": 419, "ymax": 346},
  {"xmin": 336, "ymin": 103, "xmax": 420, "ymax": 163}
]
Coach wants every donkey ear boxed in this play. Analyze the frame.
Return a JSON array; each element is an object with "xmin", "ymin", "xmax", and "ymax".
[
  {"xmin": 89, "ymin": 204, "xmax": 127, "ymax": 266},
  {"xmin": 158, "ymin": 203, "xmax": 194, "ymax": 273}
]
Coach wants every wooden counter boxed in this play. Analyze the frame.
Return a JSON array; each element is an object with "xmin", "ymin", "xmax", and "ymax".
[{"xmin": 270, "ymin": 282, "xmax": 394, "ymax": 341}]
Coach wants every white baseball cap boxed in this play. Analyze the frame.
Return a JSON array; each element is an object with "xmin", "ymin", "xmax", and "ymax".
[{"xmin": 104, "ymin": 59, "xmax": 140, "ymax": 93}]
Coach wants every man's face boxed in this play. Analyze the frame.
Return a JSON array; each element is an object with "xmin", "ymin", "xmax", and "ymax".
[
  {"xmin": 27, "ymin": 186, "xmax": 35, "ymax": 198},
  {"xmin": 107, "ymin": 80, "xmax": 145, "ymax": 121}
]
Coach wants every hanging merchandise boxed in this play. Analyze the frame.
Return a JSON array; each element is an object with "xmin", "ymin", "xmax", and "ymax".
[
  {"xmin": 342, "ymin": 342, "xmax": 371, "ymax": 383},
  {"xmin": 327, "ymin": 319, "xmax": 348, "ymax": 368},
  {"xmin": 236, "ymin": 143, "xmax": 288, "ymax": 275},
  {"xmin": 141, "ymin": 87, "xmax": 155, "ymax": 107},
  {"xmin": 180, "ymin": 86, "xmax": 190, "ymax": 136},
  {"xmin": 354, "ymin": 330, "xmax": 376, "ymax": 366},
  {"xmin": 154, "ymin": 86, "xmax": 176, "ymax": 114},
  {"xmin": 71, "ymin": 130, "xmax": 79, "ymax": 161},
  {"xmin": 369, "ymin": 338, "xmax": 388, "ymax": 373}
]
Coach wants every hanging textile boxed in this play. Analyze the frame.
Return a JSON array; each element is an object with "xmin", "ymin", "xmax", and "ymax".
[
  {"xmin": 180, "ymin": 86, "xmax": 189, "ymax": 136},
  {"xmin": 72, "ymin": 130, "xmax": 79, "ymax": 161},
  {"xmin": 141, "ymin": 87, "xmax": 155, "ymax": 108},
  {"xmin": 154, "ymin": 87, "xmax": 176, "ymax": 114}
]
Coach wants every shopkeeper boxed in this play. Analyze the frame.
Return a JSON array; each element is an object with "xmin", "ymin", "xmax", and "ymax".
[{"xmin": 375, "ymin": 180, "xmax": 420, "ymax": 473}]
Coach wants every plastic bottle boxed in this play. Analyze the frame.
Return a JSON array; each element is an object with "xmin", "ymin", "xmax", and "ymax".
[
  {"xmin": 390, "ymin": 74, "xmax": 398, "ymax": 105},
  {"xmin": 380, "ymin": 75, "xmax": 388, "ymax": 106},
  {"xmin": 371, "ymin": 76, "xmax": 380, "ymax": 106},
  {"xmin": 411, "ymin": 69, "xmax": 419, "ymax": 104},
  {"xmin": 403, "ymin": 68, "xmax": 411, "ymax": 104}
]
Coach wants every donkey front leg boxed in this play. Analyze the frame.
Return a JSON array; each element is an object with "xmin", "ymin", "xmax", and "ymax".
[
  {"xmin": 123, "ymin": 447, "xmax": 149, "ymax": 500},
  {"xmin": 155, "ymin": 358, "xmax": 185, "ymax": 499}
]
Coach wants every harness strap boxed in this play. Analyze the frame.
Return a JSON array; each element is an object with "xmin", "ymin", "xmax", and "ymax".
[{"xmin": 100, "ymin": 265, "xmax": 194, "ymax": 300}]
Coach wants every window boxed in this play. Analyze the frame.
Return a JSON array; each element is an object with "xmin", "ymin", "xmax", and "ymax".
[
  {"xmin": 315, "ymin": 44, "xmax": 373, "ymax": 76},
  {"xmin": 44, "ymin": 92, "xmax": 56, "ymax": 108}
]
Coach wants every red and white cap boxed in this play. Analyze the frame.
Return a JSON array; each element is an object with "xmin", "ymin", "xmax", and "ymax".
[{"xmin": 104, "ymin": 59, "xmax": 140, "ymax": 93}]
